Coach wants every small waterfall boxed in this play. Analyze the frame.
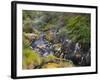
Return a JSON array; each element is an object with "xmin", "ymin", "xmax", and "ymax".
[{"xmin": 74, "ymin": 42, "xmax": 81, "ymax": 54}]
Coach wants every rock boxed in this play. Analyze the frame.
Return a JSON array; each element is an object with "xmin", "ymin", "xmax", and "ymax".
[
  {"xmin": 24, "ymin": 33, "xmax": 38, "ymax": 42},
  {"xmin": 31, "ymin": 33, "xmax": 54, "ymax": 56}
]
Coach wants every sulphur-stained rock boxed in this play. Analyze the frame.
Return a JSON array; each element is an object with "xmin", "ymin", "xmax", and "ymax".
[
  {"xmin": 42, "ymin": 62, "xmax": 61, "ymax": 68},
  {"xmin": 42, "ymin": 60, "xmax": 74, "ymax": 68}
]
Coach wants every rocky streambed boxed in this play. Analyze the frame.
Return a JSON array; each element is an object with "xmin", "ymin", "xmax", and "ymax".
[{"xmin": 29, "ymin": 32, "xmax": 91, "ymax": 68}]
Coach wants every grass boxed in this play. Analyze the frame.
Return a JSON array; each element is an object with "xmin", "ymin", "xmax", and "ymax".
[{"xmin": 22, "ymin": 48, "xmax": 42, "ymax": 69}]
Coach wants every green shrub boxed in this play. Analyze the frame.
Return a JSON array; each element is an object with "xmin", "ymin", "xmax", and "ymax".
[{"xmin": 22, "ymin": 48, "xmax": 42, "ymax": 69}]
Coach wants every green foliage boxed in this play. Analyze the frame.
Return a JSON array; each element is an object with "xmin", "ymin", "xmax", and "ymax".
[
  {"xmin": 57, "ymin": 27, "xmax": 69, "ymax": 40},
  {"xmin": 32, "ymin": 28, "xmax": 40, "ymax": 35},
  {"xmin": 23, "ymin": 48, "xmax": 42, "ymax": 69},
  {"xmin": 66, "ymin": 14, "xmax": 90, "ymax": 43},
  {"xmin": 42, "ymin": 54, "xmax": 57, "ymax": 63},
  {"xmin": 23, "ymin": 22, "xmax": 33, "ymax": 33},
  {"xmin": 46, "ymin": 54, "xmax": 57, "ymax": 59}
]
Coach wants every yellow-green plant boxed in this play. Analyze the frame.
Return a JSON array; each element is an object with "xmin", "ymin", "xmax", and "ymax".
[{"xmin": 22, "ymin": 48, "xmax": 42, "ymax": 69}]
